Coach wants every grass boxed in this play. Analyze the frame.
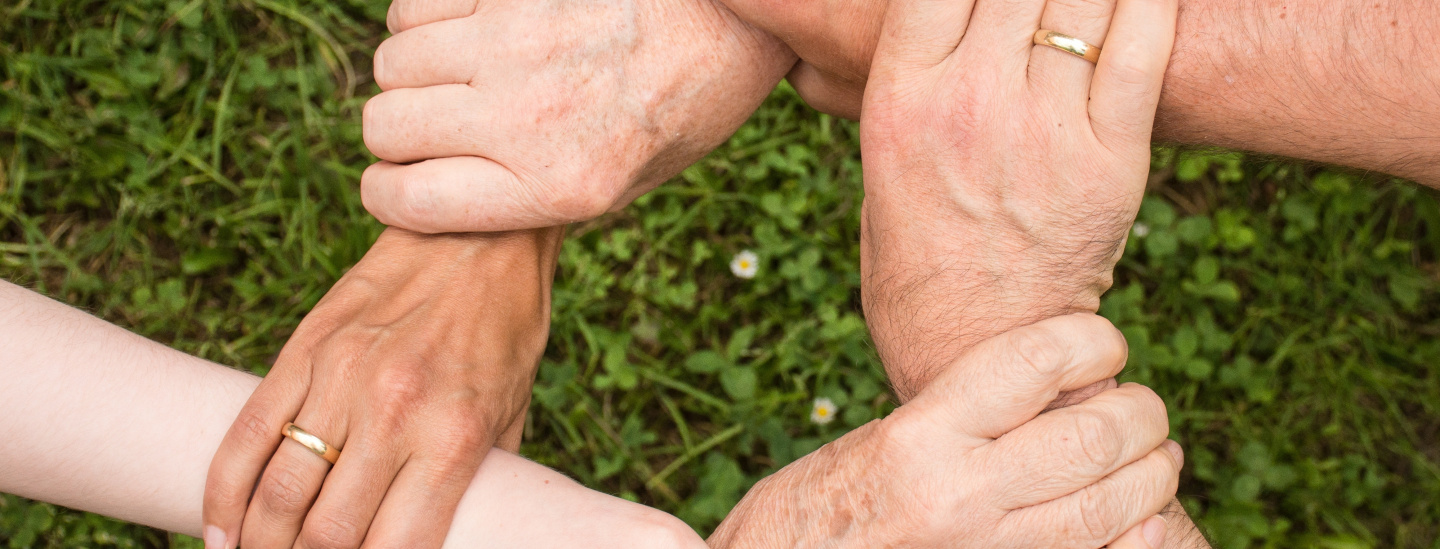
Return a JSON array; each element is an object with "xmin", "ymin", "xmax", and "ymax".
[{"xmin": 2, "ymin": 0, "xmax": 1438, "ymax": 547}]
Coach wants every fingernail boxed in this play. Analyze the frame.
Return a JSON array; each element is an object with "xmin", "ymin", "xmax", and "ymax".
[
  {"xmin": 1143, "ymin": 515, "xmax": 1167, "ymax": 548},
  {"xmin": 1162, "ymin": 439, "xmax": 1185, "ymax": 469},
  {"xmin": 203, "ymin": 525, "xmax": 227, "ymax": 549}
]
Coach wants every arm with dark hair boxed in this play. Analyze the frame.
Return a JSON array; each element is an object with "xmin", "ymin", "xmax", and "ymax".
[
  {"xmin": 724, "ymin": 0, "xmax": 1440, "ymax": 185},
  {"xmin": 715, "ymin": 0, "xmax": 1207, "ymax": 544},
  {"xmin": 1154, "ymin": 0, "xmax": 1440, "ymax": 183}
]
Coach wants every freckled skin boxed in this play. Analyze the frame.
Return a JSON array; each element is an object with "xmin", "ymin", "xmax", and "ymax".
[{"xmin": 363, "ymin": 0, "xmax": 796, "ymax": 229}]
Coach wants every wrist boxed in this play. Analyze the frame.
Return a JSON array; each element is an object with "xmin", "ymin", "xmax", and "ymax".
[
  {"xmin": 859, "ymin": 200, "xmax": 1114, "ymax": 400},
  {"xmin": 373, "ymin": 227, "xmax": 564, "ymax": 277},
  {"xmin": 314, "ymin": 227, "xmax": 565, "ymax": 359}
]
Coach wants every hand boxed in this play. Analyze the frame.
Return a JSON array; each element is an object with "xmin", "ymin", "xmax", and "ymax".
[
  {"xmin": 858, "ymin": 0, "xmax": 1178, "ymax": 397},
  {"xmin": 358, "ymin": 0, "xmax": 796, "ymax": 234},
  {"xmin": 708, "ymin": 314, "xmax": 1182, "ymax": 547},
  {"xmin": 203, "ymin": 227, "xmax": 563, "ymax": 549}
]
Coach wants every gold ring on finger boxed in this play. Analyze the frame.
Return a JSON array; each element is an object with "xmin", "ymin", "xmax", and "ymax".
[
  {"xmin": 1033, "ymin": 30, "xmax": 1102, "ymax": 64},
  {"xmin": 281, "ymin": 422, "xmax": 341, "ymax": 464}
]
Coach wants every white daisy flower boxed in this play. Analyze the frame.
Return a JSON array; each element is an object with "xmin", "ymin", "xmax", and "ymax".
[
  {"xmin": 1131, "ymin": 222, "xmax": 1151, "ymax": 238},
  {"xmin": 730, "ymin": 250, "xmax": 759, "ymax": 279},
  {"xmin": 810, "ymin": 397, "xmax": 838, "ymax": 425}
]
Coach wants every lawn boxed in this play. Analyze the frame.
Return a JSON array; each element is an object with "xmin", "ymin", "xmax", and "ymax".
[{"xmin": 2, "ymin": 0, "xmax": 1439, "ymax": 548}]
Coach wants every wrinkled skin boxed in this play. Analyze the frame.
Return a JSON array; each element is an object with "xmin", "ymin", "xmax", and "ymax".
[
  {"xmin": 709, "ymin": 315, "xmax": 1182, "ymax": 548},
  {"xmin": 858, "ymin": 0, "xmax": 1178, "ymax": 396},
  {"xmin": 204, "ymin": 228, "xmax": 563, "ymax": 549},
  {"xmin": 360, "ymin": 0, "xmax": 795, "ymax": 232}
]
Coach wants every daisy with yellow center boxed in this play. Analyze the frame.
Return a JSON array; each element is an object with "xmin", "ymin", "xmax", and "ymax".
[
  {"xmin": 810, "ymin": 397, "xmax": 838, "ymax": 425},
  {"xmin": 730, "ymin": 250, "xmax": 759, "ymax": 279}
]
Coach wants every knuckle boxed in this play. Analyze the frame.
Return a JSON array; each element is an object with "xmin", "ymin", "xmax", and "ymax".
[
  {"xmin": 1064, "ymin": 410, "xmax": 1123, "ymax": 474},
  {"xmin": 359, "ymin": 164, "xmax": 394, "ymax": 223},
  {"xmin": 875, "ymin": 412, "xmax": 929, "ymax": 453},
  {"xmin": 1105, "ymin": 56, "xmax": 1155, "ymax": 90},
  {"xmin": 370, "ymin": 366, "xmax": 429, "ymax": 423},
  {"xmin": 397, "ymin": 170, "xmax": 443, "ymax": 226},
  {"xmin": 372, "ymin": 42, "xmax": 395, "ymax": 91},
  {"xmin": 1103, "ymin": 321, "xmax": 1130, "ymax": 368},
  {"xmin": 301, "ymin": 513, "xmax": 366, "ymax": 549},
  {"xmin": 543, "ymin": 178, "xmax": 620, "ymax": 223},
  {"xmin": 385, "ymin": 0, "xmax": 420, "ymax": 34},
  {"xmin": 1123, "ymin": 383, "xmax": 1170, "ymax": 428},
  {"xmin": 384, "ymin": 0, "xmax": 475, "ymax": 33},
  {"xmin": 384, "ymin": 0, "xmax": 402, "ymax": 33},
  {"xmin": 372, "ymin": 363, "xmax": 428, "ymax": 399},
  {"xmin": 256, "ymin": 465, "xmax": 314, "ymax": 517},
  {"xmin": 1160, "ymin": 455, "xmax": 1183, "ymax": 495},
  {"xmin": 310, "ymin": 334, "xmax": 367, "ymax": 372},
  {"xmin": 1148, "ymin": 452, "xmax": 1182, "ymax": 496},
  {"xmin": 1095, "ymin": 60, "xmax": 1159, "ymax": 132},
  {"xmin": 412, "ymin": 454, "xmax": 478, "ymax": 491},
  {"xmin": 1074, "ymin": 487, "xmax": 1124, "ymax": 542},
  {"xmin": 361, "ymin": 96, "xmax": 392, "ymax": 158},
  {"xmin": 1007, "ymin": 325, "xmax": 1069, "ymax": 381},
  {"xmin": 437, "ymin": 419, "xmax": 488, "ymax": 454},
  {"xmin": 913, "ymin": 500, "xmax": 954, "ymax": 541},
  {"xmin": 204, "ymin": 474, "xmax": 254, "ymax": 511},
  {"xmin": 1072, "ymin": 314, "xmax": 1127, "ymax": 365},
  {"xmin": 232, "ymin": 409, "xmax": 280, "ymax": 449}
]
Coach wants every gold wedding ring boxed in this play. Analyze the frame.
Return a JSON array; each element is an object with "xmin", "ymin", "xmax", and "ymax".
[
  {"xmin": 282, "ymin": 422, "xmax": 341, "ymax": 464},
  {"xmin": 1034, "ymin": 30, "xmax": 1102, "ymax": 64}
]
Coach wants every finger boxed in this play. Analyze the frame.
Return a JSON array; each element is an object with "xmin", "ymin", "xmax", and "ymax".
[
  {"xmin": 986, "ymin": 383, "xmax": 1170, "ymax": 508},
  {"xmin": 203, "ymin": 366, "xmax": 310, "ymax": 549},
  {"xmin": 1107, "ymin": 515, "xmax": 1167, "ymax": 549},
  {"xmin": 870, "ymin": 0, "xmax": 980, "ymax": 75},
  {"xmin": 1087, "ymin": 0, "xmax": 1179, "ymax": 151},
  {"xmin": 295, "ymin": 431, "xmax": 403, "ymax": 549},
  {"xmin": 906, "ymin": 313, "xmax": 1129, "ymax": 439},
  {"xmin": 374, "ymin": 17, "xmax": 485, "ymax": 91},
  {"xmin": 363, "ymin": 159, "xmax": 595, "ymax": 234},
  {"xmin": 360, "ymin": 456, "xmax": 483, "ymax": 548},
  {"xmin": 1028, "ymin": 0, "xmax": 1118, "ymax": 112},
  {"xmin": 1006, "ymin": 441, "xmax": 1183, "ymax": 547},
  {"xmin": 239, "ymin": 404, "xmax": 347, "ymax": 549},
  {"xmin": 961, "ymin": 0, "xmax": 1047, "ymax": 69},
  {"xmin": 362, "ymin": 86, "xmax": 495, "ymax": 164},
  {"xmin": 495, "ymin": 400, "xmax": 528, "ymax": 453},
  {"xmin": 786, "ymin": 62, "xmax": 865, "ymax": 120},
  {"xmin": 386, "ymin": 0, "xmax": 478, "ymax": 34}
]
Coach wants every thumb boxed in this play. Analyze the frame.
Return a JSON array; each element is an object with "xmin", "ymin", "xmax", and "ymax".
[
  {"xmin": 908, "ymin": 314, "xmax": 1130, "ymax": 439},
  {"xmin": 1107, "ymin": 515, "xmax": 1167, "ymax": 549}
]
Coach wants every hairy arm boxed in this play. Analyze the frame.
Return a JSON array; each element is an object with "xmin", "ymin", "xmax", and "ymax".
[
  {"xmin": 1155, "ymin": 0, "xmax": 1440, "ymax": 183},
  {"xmin": 0, "ymin": 280, "xmax": 702, "ymax": 548},
  {"xmin": 725, "ymin": 0, "xmax": 1440, "ymax": 185},
  {"xmin": 705, "ymin": 2, "xmax": 1440, "ymax": 545}
]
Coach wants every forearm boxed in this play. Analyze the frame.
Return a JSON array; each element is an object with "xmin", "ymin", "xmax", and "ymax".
[
  {"xmin": 0, "ymin": 280, "xmax": 701, "ymax": 547},
  {"xmin": 724, "ymin": 0, "xmax": 1440, "ymax": 185},
  {"xmin": 1155, "ymin": 0, "xmax": 1440, "ymax": 184},
  {"xmin": 708, "ymin": 421, "xmax": 886, "ymax": 547}
]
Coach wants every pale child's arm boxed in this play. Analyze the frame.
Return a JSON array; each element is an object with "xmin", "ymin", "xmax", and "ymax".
[{"xmin": 0, "ymin": 280, "xmax": 702, "ymax": 548}]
